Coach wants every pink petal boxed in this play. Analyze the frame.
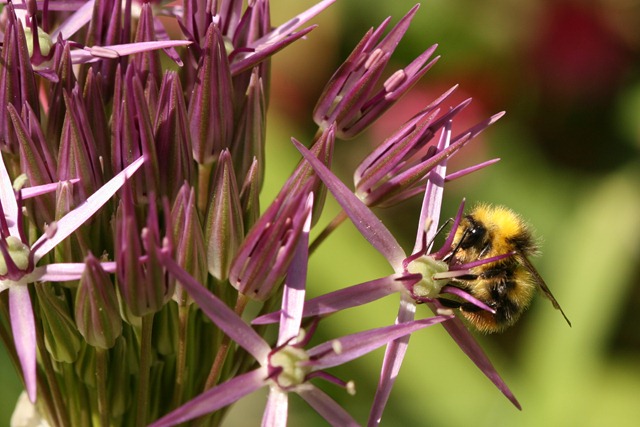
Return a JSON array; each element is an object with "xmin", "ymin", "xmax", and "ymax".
[
  {"xmin": 413, "ymin": 120, "xmax": 451, "ymax": 253},
  {"xmin": 440, "ymin": 285, "xmax": 496, "ymax": 313},
  {"xmin": 262, "ymin": 388, "xmax": 288, "ymax": 427},
  {"xmin": 21, "ymin": 179, "xmax": 79, "ymax": 199},
  {"xmin": 292, "ymin": 139, "xmax": 406, "ymax": 269},
  {"xmin": 445, "ymin": 158, "xmax": 500, "ymax": 182},
  {"xmin": 369, "ymin": 295, "xmax": 416, "ymax": 427},
  {"xmin": 255, "ymin": 0, "xmax": 337, "ymax": 47},
  {"xmin": 34, "ymin": 262, "xmax": 116, "ymax": 283},
  {"xmin": 148, "ymin": 368, "xmax": 267, "ymax": 427},
  {"xmin": 309, "ymin": 310, "xmax": 452, "ymax": 369},
  {"xmin": 278, "ymin": 194, "xmax": 313, "ymax": 346},
  {"xmin": 0, "ymin": 153, "xmax": 19, "ymax": 235},
  {"xmin": 33, "ymin": 156, "xmax": 145, "ymax": 261},
  {"xmin": 161, "ymin": 255, "xmax": 271, "ymax": 361},
  {"xmin": 252, "ymin": 274, "xmax": 409, "ymax": 325},
  {"xmin": 70, "ymin": 40, "xmax": 192, "ymax": 64},
  {"xmin": 9, "ymin": 286, "xmax": 37, "ymax": 402},
  {"xmin": 49, "ymin": 0, "xmax": 95, "ymax": 40},
  {"xmin": 436, "ymin": 313, "xmax": 521, "ymax": 409},
  {"xmin": 231, "ymin": 27, "xmax": 315, "ymax": 75}
]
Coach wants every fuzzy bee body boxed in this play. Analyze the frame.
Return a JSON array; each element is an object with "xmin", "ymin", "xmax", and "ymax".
[{"xmin": 441, "ymin": 204, "xmax": 570, "ymax": 333}]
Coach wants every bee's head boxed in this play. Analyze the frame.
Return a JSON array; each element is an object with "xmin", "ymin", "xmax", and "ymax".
[
  {"xmin": 450, "ymin": 204, "xmax": 537, "ymax": 263},
  {"xmin": 450, "ymin": 215, "xmax": 490, "ymax": 262}
]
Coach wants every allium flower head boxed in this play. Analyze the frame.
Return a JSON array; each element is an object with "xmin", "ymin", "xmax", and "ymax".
[
  {"xmin": 0, "ymin": 1, "xmax": 538, "ymax": 426},
  {"xmin": 313, "ymin": 4, "xmax": 439, "ymax": 139}
]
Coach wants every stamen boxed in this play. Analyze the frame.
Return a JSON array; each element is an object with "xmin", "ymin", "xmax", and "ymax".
[
  {"xmin": 440, "ymin": 285, "xmax": 496, "ymax": 313},
  {"xmin": 450, "ymin": 251, "xmax": 515, "ymax": 270},
  {"xmin": 305, "ymin": 370, "xmax": 355, "ymax": 394},
  {"xmin": 433, "ymin": 198, "xmax": 466, "ymax": 259}
]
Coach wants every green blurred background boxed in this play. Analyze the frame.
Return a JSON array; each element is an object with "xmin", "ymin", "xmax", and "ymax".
[{"xmin": 2, "ymin": 0, "xmax": 640, "ymax": 425}]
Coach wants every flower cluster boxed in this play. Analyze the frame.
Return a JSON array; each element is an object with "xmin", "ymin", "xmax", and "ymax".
[{"xmin": 1, "ymin": 1, "xmax": 518, "ymax": 426}]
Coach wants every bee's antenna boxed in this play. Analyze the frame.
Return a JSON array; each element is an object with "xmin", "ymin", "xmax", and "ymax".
[
  {"xmin": 443, "ymin": 226, "xmax": 471, "ymax": 263},
  {"xmin": 428, "ymin": 218, "xmax": 452, "ymax": 249}
]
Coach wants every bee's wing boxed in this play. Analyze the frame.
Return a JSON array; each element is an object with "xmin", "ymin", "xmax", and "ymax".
[{"xmin": 519, "ymin": 254, "xmax": 572, "ymax": 327}]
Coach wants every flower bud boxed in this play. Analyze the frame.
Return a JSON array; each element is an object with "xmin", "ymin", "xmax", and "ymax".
[
  {"xmin": 57, "ymin": 89, "xmax": 104, "ymax": 200},
  {"xmin": 115, "ymin": 185, "xmax": 172, "ymax": 317},
  {"xmin": 313, "ymin": 5, "xmax": 437, "ymax": 139},
  {"xmin": 239, "ymin": 157, "xmax": 261, "ymax": 231},
  {"xmin": 229, "ymin": 188, "xmax": 313, "ymax": 301},
  {"xmin": 188, "ymin": 24, "xmax": 234, "ymax": 165},
  {"xmin": 7, "ymin": 103, "xmax": 57, "ymax": 226},
  {"xmin": 74, "ymin": 341, "xmax": 97, "ymax": 388},
  {"xmin": 0, "ymin": 4, "xmax": 40, "ymax": 147},
  {"xmin": 171, "ymin": 184, "xmax": 207, "ymax": 289},
  {"xmin": 47, "ymin": 42, "xmax": 76, "ymax": 145},
  {"xmin": 205, "ymin": 150, "xmax": 243, "ymax": 282},
  {"xmin": 107, "ymin": 337, "xmax": 131, "ymax": 417},
  {"xmin": 132, "ymin": 3, "xmax": 162, "ymax": 88},
  {"xmin": 152, "ymin": 301, "xmax": 178, "ymax": 356},
  {"xmin": 154, "ymin": 72, "xmax": 192, "ymax": 199},
  {"xmin": 75, "ymin": 253, "xmax": 122, "ymax": 349},
  {"xmin": 231, "ymin": 68, "xmax": 265, "ymax": 185}
]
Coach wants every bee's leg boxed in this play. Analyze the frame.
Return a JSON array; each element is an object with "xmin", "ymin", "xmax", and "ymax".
[
  {"xmin": 437, "ymin": 299, "xmax": 488, "ymax": 314},
  {"xmin": 452, "ymin": 273, "xmax": 479, "ymax": 281},
  {"xmin": 477, "ymin": 268, "xmax": 509, "ymax": 281},
  {"xmin": 437, "ymin": 298, "xmax": 462, "ymax": 309},
  {"xmin": 458, "ymin": 302, "xmax": 485, "ymax": 313}
]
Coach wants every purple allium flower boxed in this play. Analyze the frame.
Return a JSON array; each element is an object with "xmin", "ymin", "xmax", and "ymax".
[{"xmin": 150, "ymin": 203, "xmax": 453, "ymax": 426}]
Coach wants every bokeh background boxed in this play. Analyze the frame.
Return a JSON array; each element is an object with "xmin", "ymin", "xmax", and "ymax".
[{"xmin": 2, "ymin": 0, "xmax": 640, "ymax": 425}]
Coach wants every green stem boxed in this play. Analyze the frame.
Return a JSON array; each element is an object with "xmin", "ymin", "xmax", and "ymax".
[
  {"xmin": 33, "ymin": 303, "xmax": 69, "ymax": 427},
  {"xmin": 135, "ymin": 314, "xmax": 154, "ymax": 427},
  {"xmin": 95, "ymin": 348, "xmax": 109, "ymax": 427},
  {"xmin": 171, "ymin": 298, "xmax": 190, "ymax": 408},
  {"xmin": 202, "ymin": 294, "xmax": 249, "ymax": 390},
  {"xmin": 62, "ymin": 362, "xmax": 90, "ymax": 427}
]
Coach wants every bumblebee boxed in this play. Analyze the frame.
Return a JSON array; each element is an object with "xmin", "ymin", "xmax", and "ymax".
[{"xmin": 439, "ymin": 204, "xmax": 571, "ymax": 333}]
